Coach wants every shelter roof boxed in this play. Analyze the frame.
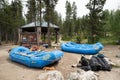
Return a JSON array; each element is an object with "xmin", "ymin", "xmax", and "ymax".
[{"xmin": 21, "ymin": 21, "xmax": 59, "ymax": 28}]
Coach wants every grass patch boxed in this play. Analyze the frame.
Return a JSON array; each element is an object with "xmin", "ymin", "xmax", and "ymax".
[{"xmin": 100, "ymin": 37, "xmax": 118, "ymax": 45}]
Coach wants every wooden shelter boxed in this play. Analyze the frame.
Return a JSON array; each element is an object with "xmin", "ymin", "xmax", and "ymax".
[{"xmin": 18, "ymin": 21, "xmax": 59, "ymax": 46}]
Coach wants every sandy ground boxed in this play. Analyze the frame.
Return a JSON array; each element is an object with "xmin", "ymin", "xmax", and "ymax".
[{"xmin": 0, "ymin": 44, "xmax": 120, "ymax": 80}]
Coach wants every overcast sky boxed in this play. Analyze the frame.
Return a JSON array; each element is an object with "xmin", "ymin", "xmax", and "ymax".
[
  {"xmin": 55, "ymin": 0, "xmax": 120, "ymax": 18},
  {"xmin": 8, "ymin": 0, "xmax": 120, "ymax": 18}
]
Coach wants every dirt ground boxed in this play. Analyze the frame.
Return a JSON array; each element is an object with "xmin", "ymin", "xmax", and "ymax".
[{"xmin": 0, "ymin": 44, "xmax": 120, "ymax": 80}]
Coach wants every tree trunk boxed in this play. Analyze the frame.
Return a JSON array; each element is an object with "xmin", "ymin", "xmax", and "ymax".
[
  {"xmin": 47, "ymin": 8, "xmax": 51, "ymax": 47},
  {"xmin": 5, "ymin": 31, "xmax": 8, "ymax": 44},
  {"xmin": 38, "ymin": 0, "xmax": 42, "ymax": 45},
  {"xmin": 0, "ymin": 29, "xmax": 2, "ymax": 45}
]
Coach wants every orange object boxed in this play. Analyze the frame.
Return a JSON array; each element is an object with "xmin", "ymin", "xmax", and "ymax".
[
  {"xmin": 30, "ymin": 45, "xmax": 40, "ymax": 51},
  {"xmin": 43, "ymin": 67, "xmax": 55, "ymax": 70}
]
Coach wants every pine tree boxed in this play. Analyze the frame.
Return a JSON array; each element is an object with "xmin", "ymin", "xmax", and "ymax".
[
  {"xmin": 86, "ymin": 0, "xmax": 106, "ymax": 43},
  {"xmin": 43, "ymin": 0, "xmax": 58, "ymax": 46}
]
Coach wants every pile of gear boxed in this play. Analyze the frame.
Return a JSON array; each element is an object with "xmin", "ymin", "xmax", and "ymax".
[{"xmin": 79, "ymin": 54, "xmax": 112, "ymax": 71}]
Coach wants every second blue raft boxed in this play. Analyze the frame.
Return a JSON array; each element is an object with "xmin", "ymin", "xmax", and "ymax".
[{"xmin": 61, "ymin": 42, "xmax": 104, "ymax": 55}]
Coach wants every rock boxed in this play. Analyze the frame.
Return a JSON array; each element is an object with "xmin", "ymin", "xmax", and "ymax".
[
  {"xmin": 68, "ymin": 69, "xmax": 98, "ymax": 80},
  {"xmin": 38, "ymin": 70, "xmax": 64, "ymax": 80}
]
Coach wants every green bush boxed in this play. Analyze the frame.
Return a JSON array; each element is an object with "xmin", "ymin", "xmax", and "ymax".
[{"xmin": 76, "ymin": 36, "xmax": 81, "ymax": 43}]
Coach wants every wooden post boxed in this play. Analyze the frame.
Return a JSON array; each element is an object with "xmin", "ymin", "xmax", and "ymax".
[
  {"xmin": 43, "ymin": 29, "xmax": 46, "ymax": 43},
  {"xmin": 18, "ymin": 28, "xmax": 21, "ymax": 45},
  {"xmin": 37, "ymin": 26, "xmax": 41, "ymax": 45},
  {"xmin": 55, "ymin": 29, "xmax": 58, "ymax": 43}
]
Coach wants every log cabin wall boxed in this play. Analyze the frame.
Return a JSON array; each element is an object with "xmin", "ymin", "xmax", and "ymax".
[{"xmin": 19, "ymin": 21, "xmax": 59, "ymax": 47}]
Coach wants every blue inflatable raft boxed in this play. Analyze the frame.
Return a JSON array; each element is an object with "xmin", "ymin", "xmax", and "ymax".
[
  {"xmin": 9, "ymin": 46, "xmax": 63, "ymax": 68},
  {"xmin": 61, "ymin": 42, "xmax": 104, "ymax": 55}
]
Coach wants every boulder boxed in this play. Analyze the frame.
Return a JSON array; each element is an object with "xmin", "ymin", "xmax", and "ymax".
[
  {"xmin": 38, "ymin": 70, "xmax": 64, "ymax": 80},
  {"xmin": 68, "ymin": 69, "xmax": 98, "ymax": 80}
]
